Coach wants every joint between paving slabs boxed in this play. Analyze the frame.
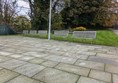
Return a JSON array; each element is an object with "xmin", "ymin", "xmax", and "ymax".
[
  {"xmin": 73, "ymin": 58, "xmax": 80, "ymax": 65},
  {"xmin": 111, "ymin": 74, "xmax": 113, "ymax": 83},
  {"xmin": 87, "ymin": 69, "xmax": 91, "ymax": 77},
  {"xmin": 31, "ymin": 67, "xmax": 47, "ymax": 78},
  {"xmin": 30, "ymin": 72, "xmax": 47, "ymax": 83},
  {"xmin": 73, "ymin": 63, "xmax": 111, "ymax": 75},
  {"xmin": 3, "ymin": 60, "xmax": 28, "ymax": 71},
  {"xmin": 53, "ymin": 65, "xmax": 84, "ymax": 77},
  {"xmin": 83, "ymin": 76, "xmax": 110, "ymax": 83},
  {"xmin": 11, "ymin": 68, "xmax": 45, "ymax": 83},
  {"xmin": 86, "ymin": 55, "xmax": 90, "ymax": 60},
  {"xmin": 52, "ymin": 62, "xmax": 60, "ymax": 68},
  {"xmin": 38, "ymin": 59, "xmax": 49, "ymax": 65},
  {"xmin": 0, "ymin": 68, "xmax": 4, "ymax": 71},
  {"xmin": 95, "ymin": 52, "xmax": 97, "ymax": 56},
  {"xmin": 104, "ymin": 64, "xmax": 106, "ymax": 72},
  {"xmin": 4, "ymin": 74, "xmax": 21, "ymax": 83},
  {"xmin": 75, "ymin": 75, "xmax": 81, "ymax": 83},
  {"xmin": 0, "ymin": 58, "xmax": 13, "ymax": 64}
]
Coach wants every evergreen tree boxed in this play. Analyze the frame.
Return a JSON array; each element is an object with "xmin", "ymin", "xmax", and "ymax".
[{"xmin": 61, "ymin": 0, "xmax": 116, "ymax": 28}]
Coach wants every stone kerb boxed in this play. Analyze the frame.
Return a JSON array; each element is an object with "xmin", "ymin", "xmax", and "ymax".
[
  {"xmin": 38, "ymin": 30, "xmax": 47, "ymax": 35},
  {"xmin": 23, "ymin": 30, "xmax": 29, "ymax": 34},
  {"xmin": 73, "ymin": 31, "xmax": 96, "ymax": 39},
  {"xmin": 54, "ymin": 30, "xmax": 69, "ymax": 37},
  {"xmin": 29, "ymin": 30, "xmax": 37, "ymax": 34}
]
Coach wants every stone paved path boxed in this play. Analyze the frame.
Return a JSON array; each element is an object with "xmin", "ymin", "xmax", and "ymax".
[
  {"xmin": 113, "ymin": 30, "xmax": 118, "ymax": 35},
  {"xmin": 0, "ymin": 36, "xmax": 118, "ymax": 83}
]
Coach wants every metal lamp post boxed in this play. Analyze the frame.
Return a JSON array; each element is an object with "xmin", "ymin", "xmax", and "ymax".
[
  {"xmin": 48, "ymin": 0, "xmax": 66, "ymax": 40},
  {"xmin": 48, "ymin": 0, "xmax": 52, "ymax": 40}
]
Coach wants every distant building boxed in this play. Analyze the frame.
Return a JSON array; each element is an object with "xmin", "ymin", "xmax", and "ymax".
[{"xmin": 0, "ymin": 24, "xmax": 16, "ymax": 35}]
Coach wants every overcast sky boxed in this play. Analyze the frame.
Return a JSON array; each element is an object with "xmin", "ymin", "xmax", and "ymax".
[{"xmin": 17, "ymin": 0, "xmax": 30, "ymax": 16}]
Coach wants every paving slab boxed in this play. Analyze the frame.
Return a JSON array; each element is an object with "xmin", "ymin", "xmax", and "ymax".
[
  {"xmin": 89, "ymin": 70, "xmax": 111, "ymax": 82},
  {"xmin": 44, "ymin": 55, "xmax": 77, "ymax": 64},
  {"xmin": 41, "ymin": 60, "xmax": 58, "ymax": 67},
  {"xmin": 96, "ymin": 53, "xmax": 118, "ymax": 59},
  {"xmin": 89, "ymin": 49, "xmax": 108, "ymax": 53},
  {"xmin": 14, "ymin": 63, "xmax": 45, "ymax": 77},
  {"xmin": 33, "ymin": 68, "xmax": 79, "ymax": 83},
  {"xmin": 0, "ymin": 67, "xmax": 3, "ymax": 70},
  {"xmin": 10, "ymin": 54, "xmax": 24, "ymax": 58},
  {"xmin": 0, "ymin": 51, "xmax": 12, "ymax": 56},
  {"xmin": 0, "ymin": 56, "xmax": 11, "ymax": 62},
  {"xmin": 88, "ymin": 56, "xmax": 118, "ymax": 66},
  {"xmin": 77, "ymin": 76, "xmax": 107, "ymax": 83},
  {"xmin": 55, "ymin": 63, "xmax": 90, "ymax": 76},
  {"xmin": 107, "ymin": 50, "xmax": 118, "ymax": 55},
  {"xmin": 0, "ymin": 59, "xmax": 27, "ymax": 69},
  {"xmin": 75, "ymin": 60, "xmax": 104, "ymax": 71},
  {"xmin": 7, "ymin": 75, "xmax": 41, "ymax": 83},
  {"xmin": 0, "ymin": 69, "xmax": 19, "ymax": 83},
  {"xmin": 79, "ymin": 52, "xmax": 96, "ymax": 56},
  {"xmin": 105, "ymin": 64, "xmax": 118, "ymax": 74},
  {"xmin": 22, "ymin": 52, "xmax": 48, "ymax": 58},
  {"xmin": 29, "ymin": 58, "xmax": 45, "ymax": 64},
  {"xmin": 78, "ymin": 55, "xmax": 89, "ymax": 60},
  {"xmin": 63, "ymin": 53, "xmax": 89, "ymax": 60},
  {"xmin": 2, "ymin": 49, "xmax": 26, "ymax": 54},
  {"xmin": 19, "ymin": 56, "xmax": 35, "ymax": 61},
  {"xmin": 49, "ymin": 50, "xmax": 65, "ymax": 56},
  {"xmin": 113, "ymin": 74, "xmax": 118, "ymax": 83}
]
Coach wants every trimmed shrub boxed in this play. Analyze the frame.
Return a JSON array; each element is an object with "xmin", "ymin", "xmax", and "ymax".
[{"xmin": 73, "ymin": 26, "xmax": 87, "ymax": 31}]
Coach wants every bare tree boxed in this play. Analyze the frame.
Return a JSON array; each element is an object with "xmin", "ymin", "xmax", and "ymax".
[
  {"xmin": 0, "ymin": 0, "xmax": 20, "ymax": 25},
  {"xmin": 27, "ymin": 0, "xmax": 34, "ymax": 19},
  {"xmin": 0, "ymin": 0, "xmax": 3, "ymax": 23}
]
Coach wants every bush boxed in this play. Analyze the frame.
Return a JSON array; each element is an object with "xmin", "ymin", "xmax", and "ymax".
[{"xmin": 73, "ymin": 26, "xmax": 87, "ymax": 31}]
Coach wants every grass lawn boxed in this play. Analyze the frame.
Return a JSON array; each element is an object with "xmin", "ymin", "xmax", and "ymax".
[{"xmin": 21, "ymin": 30, "xmax": 118, "ymax": 47}]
